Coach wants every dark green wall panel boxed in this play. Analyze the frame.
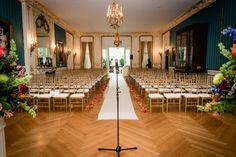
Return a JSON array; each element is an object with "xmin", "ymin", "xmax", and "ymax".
[
  {"xmin": 170, "ymin": 0, "xmax": 236, "ymax": 70},
  {"xmin": 0, "ymin": 0, "xmax": 24, "ymax": 65},
  {"xmin": 55, "ymin": 24, "xmax": 67, "ymax": 67}
]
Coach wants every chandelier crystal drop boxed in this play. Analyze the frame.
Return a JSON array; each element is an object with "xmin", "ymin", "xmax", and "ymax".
[
  {"xmin": 107, "ymin": 0, "xmax": 124, "ymax": 29},
  {"xmin": 113, "ymin": 31, "xmax": 122, "ymax": 47}
]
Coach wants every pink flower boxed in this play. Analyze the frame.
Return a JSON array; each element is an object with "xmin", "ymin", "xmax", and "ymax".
[
  {"xmin": 11, "ymin": 61, "xmax": 17, "ymax": 66},
  {"xmin": 0, "ymin": 103, "xmax": 2, "ymax": 111},
  {"xmin": 0, "ymin": 46, "xmax": 6, "ymax": 59},
  {"xmin": 19, "ymin": 84, "xmax": 29, "ymax": 94},
  {"xmin": 16, "ymin": 65, "xmax": 22, "ymax": 70},
  {"xmin": 141, "ymin": 106, "xmax": 147, "ymax": 113},
  {"xmin": 232, "ymin": 50, "xmax": 236, "ymax": 57},
  {"xmin": 4, "ymin": 110, "xmax": 13, "ymax": 118},
  {"xmin": 18, "ymin": 94, "xmax": 26, "ymax": 99},
  {"xmin": 17, "ymin": 70, "xmax": 25, "ymax": 77},
  {"xmin": 218, "ymin": 81, "xmax": 228, "ymax": 90}
]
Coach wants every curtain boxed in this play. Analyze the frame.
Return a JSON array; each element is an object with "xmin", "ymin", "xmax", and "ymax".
[
  {"xmin": 81, "ymin": 42, "xmax": 86, "ymax": 69},
  {"xmin": 147, "ymin": 42, "xmax": 152, "ymax": 63},
  {"xmin": 142, "ymin": 42, "xmax": 148, "ymax": 68},
  {"xmin": 88, "ymin": 42, "xmax": 93, "ymax": 68},
  {"xmin": 84, "ymin": 42, "xmax": 91, "ymax": 69},
  {"xmin": 140, "ymin": 42, "xmax": 145, "ymax": 68}
]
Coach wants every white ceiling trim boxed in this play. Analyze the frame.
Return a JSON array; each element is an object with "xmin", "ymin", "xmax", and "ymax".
[{"xmin": 37, "ymin": 0, "xmax": 204, "ymax": 33}]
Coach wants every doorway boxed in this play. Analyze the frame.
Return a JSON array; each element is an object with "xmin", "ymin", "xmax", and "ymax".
[
  {"xmin": 102, "ymin": 47, "xmax": 130, "ymax": 71},
  {"xmin": 109, "ymin": 47, "xmax": 125, "ymax": 66},
  {"xmin": 165, "ymin": 49, "xmax": 169, "ymax": 70}
]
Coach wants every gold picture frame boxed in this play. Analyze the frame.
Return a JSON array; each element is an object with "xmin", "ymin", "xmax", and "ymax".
[
  {"xmin": 56, "ymin": 41, "xmax": 65, "ymax": 67},
  {"xmin": 0, "ymin": 28, "xmax": 4, "ymax": 43}
]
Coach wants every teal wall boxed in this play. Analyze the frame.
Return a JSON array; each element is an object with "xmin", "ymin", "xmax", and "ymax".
[
  {"xmin": 170, "ymin": 0, "xmax": 236, "ymax": 70},
  {"xmin": 0, "ymin": 0, "xmax": 24, "ymax": 65},
  {"xmin": 55, "ymin": 24, "xmax": 67, "ymax": 67}
]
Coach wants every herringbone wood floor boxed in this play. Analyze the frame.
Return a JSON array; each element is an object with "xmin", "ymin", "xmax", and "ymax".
[{"xmin": 5, "ymin": 81, "xmax": 236, "ymax": 157}]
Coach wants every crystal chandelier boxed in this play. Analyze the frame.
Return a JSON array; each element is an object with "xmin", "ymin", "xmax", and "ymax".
[
  {"xmin": 107, "ymin": 0, "xmax": 124, "ymax": 29},
  {"xmin": 113, "ymin": 31, "xmax": 122, "ymax": 47}
]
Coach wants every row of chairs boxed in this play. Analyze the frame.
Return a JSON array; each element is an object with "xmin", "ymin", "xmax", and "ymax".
[
  {"xmin": 34, "ymin": 93, "xmax": 85, "ymax": 112},
  {"xmin": 29, "ymin": 70, "xmax": 108, "ymax": 112},
  {"xmin": 129, "ymin": 69, "xmax": 212, "ymax": 112}
]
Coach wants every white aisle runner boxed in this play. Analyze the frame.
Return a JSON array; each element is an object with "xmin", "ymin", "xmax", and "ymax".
[{"xmin": 98, "ymin": 74, "xmax": 138, "ymax": 120}]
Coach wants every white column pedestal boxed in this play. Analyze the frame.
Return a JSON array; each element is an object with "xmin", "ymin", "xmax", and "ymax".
[{"xmin": 0, "ymin": 117, "xmax": 6, "ymax": 157}]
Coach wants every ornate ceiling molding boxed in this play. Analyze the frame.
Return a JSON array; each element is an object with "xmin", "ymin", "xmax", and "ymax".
[
  {"xmin": 78, "ymin": 32, "xmax": 160, "ymax": 37},
  {"xmin": 18, "ymin": 0, "xmax": 77, "ymax": 34},
  {"xmin": 18, "ymin": 0, "xmax": 215, "ymax": 36},
  {"xmin": 159, "ymin": 0, "xmax": 216, "ymax": 34}
]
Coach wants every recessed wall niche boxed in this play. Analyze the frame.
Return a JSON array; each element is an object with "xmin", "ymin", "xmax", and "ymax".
[
  {"xmin": 80, "ymin": 36, "xmax": 94, "ymax": 69},
  {"xmin": 139, "ymin": 35, "xmax": 153, "ymax": 68},
  {"xmin": 36, "ymin": 14, "xmax": 52, "ymax": 67}
]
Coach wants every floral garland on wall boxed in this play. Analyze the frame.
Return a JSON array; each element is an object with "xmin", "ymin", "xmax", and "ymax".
[
  {"xmin": 198, "ymin": 27, "xmax": 236, "ymax": 114},
  {"xmin": 0, "ymin": 35, "xmax": 37, "ymax": 118}
]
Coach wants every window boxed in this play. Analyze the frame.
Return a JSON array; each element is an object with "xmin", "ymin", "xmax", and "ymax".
[
  {"xmin": 38, "ymin": 47, "xmax": 48, "ymax": 65},
  {"xmin": 125, "ymin": 49, "xmax": 130, "ymax": 66}
]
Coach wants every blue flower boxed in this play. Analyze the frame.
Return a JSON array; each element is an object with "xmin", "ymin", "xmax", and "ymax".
[
  {"xmin": 222, "ymin": 27, "xmax": 236, "ymax": 41},
  {"xmin": 210, "ymin": 85, "xmax": 223, "ymax": 94}
]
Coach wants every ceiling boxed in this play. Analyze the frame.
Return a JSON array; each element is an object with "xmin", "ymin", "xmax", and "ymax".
[{"xmin": 38, "ymin": 0, "xmax": 201, "ymax": 33}]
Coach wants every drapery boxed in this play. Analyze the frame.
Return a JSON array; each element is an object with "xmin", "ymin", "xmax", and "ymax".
[
  {"xmin": 147, "ymin": 42, "xmax": 152, "ymax": 63},
  {"xmin": 140, "ymin": 42, "xmax": 145, "ymax": 68},
  {"xmin": 142, "ymin": 42, "xmax": 148, "ymax": 68},
  {"xmin": 84, "ymin": 42, "xmax": 91, "ymax": 69},
  {"xmin": 88, "ymin": 42, "xmax": 93, "ymax": 68},
  {"xmin": 81, "ymin": 42, "xmax": 86, "ymax": 69}
]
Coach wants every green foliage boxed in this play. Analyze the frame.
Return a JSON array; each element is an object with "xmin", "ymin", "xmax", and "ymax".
[
  {"xmin": 0, "ymin": 39, "xmax": 37, "ymax": 118},
  {"xmin": 119, "ymin": 58, "xmax": 125, "ymax": 66},
  {"xmin": 102, "ymin": 59, "xmax": 107, "ymax": 68},
  {"xmin": 197, "ymin": 28, "xmax": 236, "ymax": 114}
]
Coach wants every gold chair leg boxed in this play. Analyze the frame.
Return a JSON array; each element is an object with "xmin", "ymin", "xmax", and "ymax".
[
  {"xmin": 82, "ymin": 98, "xmax": 84, "ymax": 112},
  {"xmin": 185, "ymin": 98, "xmax": 187, "ymax": 112},
  {"xmin": 166, "ymin": 99, "xmax": 169, "ymax": 112}
]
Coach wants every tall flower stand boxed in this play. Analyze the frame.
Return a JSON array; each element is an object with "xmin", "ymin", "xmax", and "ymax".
[{"xmin": 0, "ymin": 117, "xmax": 6, "ymax": 157}]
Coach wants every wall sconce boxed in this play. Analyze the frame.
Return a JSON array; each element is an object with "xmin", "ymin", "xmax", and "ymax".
[
  {"xmin": 30, "ymin": 41, "xmax": 38, "ymax": 55},
  {"xmin": 159, "ymin": 51, "xmax": 163, "ymax": 70},
  {"xmin": 65, "ymin": 48, "xmax": 72, "ymax": 56},
  {"xmin": 73, "ymin": 52, "xmax": 77, "ymax": 58},
  {"xmin": 73, "ymin": 52, "xmax": 77, "ymax": 70},
  {"xmin": 51, "ymin": 44, "xmax": 56, "ymax": 55}
]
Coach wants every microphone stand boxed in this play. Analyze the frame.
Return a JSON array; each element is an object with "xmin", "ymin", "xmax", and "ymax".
[{"xmin": 98, "ymin": 65, "xmax": 137, "ymax": 157}]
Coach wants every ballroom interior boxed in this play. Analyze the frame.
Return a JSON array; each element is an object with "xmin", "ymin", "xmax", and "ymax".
[{"xmin": 0, "ymin": 0, "xmax": 236, "ymax": 157}]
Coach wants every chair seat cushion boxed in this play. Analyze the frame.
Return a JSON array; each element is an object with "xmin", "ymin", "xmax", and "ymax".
[
  {"xmin": 172, "ymin": 88, "xmax": 182, "ymax": 93},
  {"xmin": 182, "ymin": 93, "xmax": 199, "ymax": 98},
  {"xmin": 53, "ymin": 93, "xmax": 69, "ymax": 98},
  {"xmin": 77, "ymin": 89, "xmax": 89, "ymax": 93},
  {"xmin": 149, "ymin": 93, "xmax": 164, "ymax": 99},
  {"xmin": 30, "ymin": 89, "xmax": 38, "ymax": 93},
  {"xmin": 158, "ymin": 88, "xmax": 172, "ymax": 93},
  {"xmin": 63, "ymin": 89, "xmax": 75, "ymax": 93},
  {"xmin": 70, "ymin": 94, "xmax": 85, "ymax": 98},
  {"xmin": 164, "ymin": 93, "xmax": 182, "ymax": 98},
  {"xmin": 198, "ymin": 93, "xmax": 211, "ymax": 98},
  {"xmin": 145, "ymin": 88, "xmax": 158, "ymax": 92},
  {"xmin": 37, "ymin": 94, "xmax": 53, "ymax": 98},
  {"xmin": 30, "ymin": 94, "xmax": 39, "ymax": 97}
]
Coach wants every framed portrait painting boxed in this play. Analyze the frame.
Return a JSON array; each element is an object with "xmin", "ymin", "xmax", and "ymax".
[
  {"xmin": 56, "ymin": 41, "xmax": 66, "ymax": 67},
  {"xmin": 0, "ymin": 19, "xmax": 13, "ymax": 52},
  {"xmin": 0, "ymin": 28, "xmax": 3, "ymax": 43}
]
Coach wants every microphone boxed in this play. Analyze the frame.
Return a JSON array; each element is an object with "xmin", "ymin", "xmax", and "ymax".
[{"xmin": 115, "ymin": 59, "xmax": 119, "ymax": 73}]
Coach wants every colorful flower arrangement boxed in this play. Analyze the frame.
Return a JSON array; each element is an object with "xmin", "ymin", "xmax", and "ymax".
[
  {"xmin": 197, "ymin": 27, "xmax": 236, "ymax": 114},
  {"xmin": 0, "ymin": 37, "xmax": 37, "ymax": 118}
]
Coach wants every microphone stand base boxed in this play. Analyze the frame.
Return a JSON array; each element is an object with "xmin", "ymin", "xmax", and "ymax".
[{"xmin": 98, "ymin": 146, "xmax": 137, "ymax": 156}]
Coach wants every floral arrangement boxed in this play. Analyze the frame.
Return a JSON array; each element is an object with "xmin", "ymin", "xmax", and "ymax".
[
  {"xmin": 198, "ymin": 27, "xmax": 236, "ymax": 114},
  {"xmin": 0, "ymin": 36, "xmax": 37, "ymax": 118}
]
